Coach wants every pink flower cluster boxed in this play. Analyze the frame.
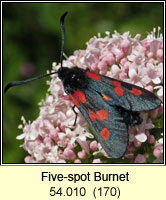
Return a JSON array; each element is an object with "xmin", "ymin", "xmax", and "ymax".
[{"xmin": 17, "ymin": 28, "xmax": 163, "ymax": 163}]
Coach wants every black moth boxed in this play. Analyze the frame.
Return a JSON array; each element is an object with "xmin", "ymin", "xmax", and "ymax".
[{"xmin": 5, "ymin": 12, "xmax": 161, "ymax": 158}]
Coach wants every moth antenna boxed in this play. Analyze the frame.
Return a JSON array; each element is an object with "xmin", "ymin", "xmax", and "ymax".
[
  {"xmin": 60, "ymin": 11, "xmax": 68, "ymax": 68},
  {"xmin": 4, "ymin": 71, "xmax": 57, "ymax": 93},
  {"xmin": 4, "ymin": 12, "xmax": 68, "ymax": 93}
]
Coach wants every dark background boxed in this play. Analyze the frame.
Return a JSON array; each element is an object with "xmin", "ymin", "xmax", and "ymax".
[{"xmin": 3, "ymin": 2, "xmax": 163, "ymax": 163}]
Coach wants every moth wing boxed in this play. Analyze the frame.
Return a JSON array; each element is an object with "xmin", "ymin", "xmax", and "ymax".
[
  {"xmin": 86, "ymin": 72, "xmax": 161, "ymax": 112},
  {"xmin": 72, "ymin": 88, "xmax": 128, "ymax": 158}
]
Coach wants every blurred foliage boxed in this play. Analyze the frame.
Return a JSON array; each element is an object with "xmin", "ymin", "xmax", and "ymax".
[{"xmin": 3, "ymin": 2, "xmax": 163, "ymax": 163}]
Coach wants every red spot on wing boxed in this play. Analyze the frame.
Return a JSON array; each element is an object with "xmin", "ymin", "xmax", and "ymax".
[
  {"xmin": 131, "ymin": 87, "xmax": 142, "ymax": 96},
  {"xmin": 100, "ymin": 127, "xmax": 110, "ymax": 140},
  {"xmin": 111, "ymin": 80, "xmax": 122, "ymax": 86},
  {"xmin": 88, "ymin": 109, "xmax": 109, "ymax": 121},
  {"xmin": 88, "ymin": 109, "xmax": 96, "ymax": 121},
  {"xmin": 69, "ymin": 94, "xmax": 80, "ymax": 108},
  {"xmin": 102, "ymin": 94, "xmax": 112, "ymax": 101},
  {"xmin": 74, "ymin": 90, "xmax": 86, "ymax": 103},
  {"xmin": 114, "ymin": 86, "xmax": 124, "ymax": 97},
  {"xmin": 96, "ymin": 110, "xmax": 109, "ymax": 121},
  {"xmin": 86, "ymin": 71, "xmax": 101, "ymax": 81}
]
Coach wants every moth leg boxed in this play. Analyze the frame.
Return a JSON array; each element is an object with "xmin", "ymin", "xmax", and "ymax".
[{"xmin": 72, "ymin": 105, "xmax": 78, "ymax": 126}]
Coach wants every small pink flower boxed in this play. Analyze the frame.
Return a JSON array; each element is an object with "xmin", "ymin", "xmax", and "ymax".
[
  {"xmin": 156, "ymin": 49, "xmax": 163, "ymax": 61},
  {"xmin": 153, "ymin": 148, "xmax": 161, "ymax": 158},
  {"xmin": 134, "ymin": 138, "xmax": 142, "ymax": 147},
  {"xmin": 64, "ymin": 148, "xmax": 76, "ymax": 161},
  {"xmin": 120, "ymin": 39, "xmax": 131, "ymax": 55},
  {"xmin": 92, "ymin": 159, "xmax": 102, "ymax": 163},
  {"xmin": 135, "ymin": 133, "xmax": 147, "ymax": 143},
  {"xmin": 78, "ymin": 151, "xmax": 87, "ymax": 159},
  {"xmin": 74, "ymin": 159, "xmax": 81, "ymax": 163},
  {"xmin": 153, "ymin": 139, "xmax": 163, "ymax": 160},
  {"xmin": 90, "ymin": 141, "xmax": 98, "ymax": 151},
  {"xmin": 134, "ymin": 154, "xmax": 146, "ymax": 163},
  {"xmin": 147, "ymin": 135, "xmax": 155, "ymax": 144},
  {"xmin": 25, "ymin": 156, "xmax": 35, "ymax": 163}
]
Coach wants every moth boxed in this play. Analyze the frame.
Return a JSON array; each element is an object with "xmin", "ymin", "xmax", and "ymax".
[{"xmin": 5, "ymin": 12, "xmax": 161, "ymax": 158}]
